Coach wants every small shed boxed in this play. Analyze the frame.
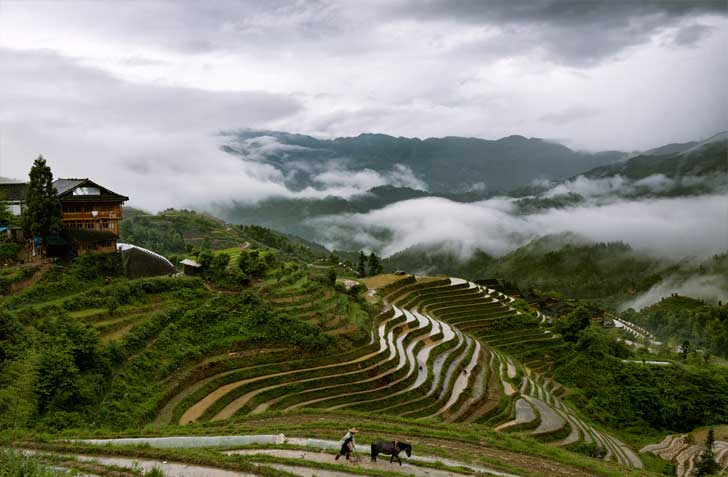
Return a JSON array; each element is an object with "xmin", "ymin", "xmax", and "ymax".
[{"xmin": 180, "ymin": 258, "xmax": 202, "ymax": 275}]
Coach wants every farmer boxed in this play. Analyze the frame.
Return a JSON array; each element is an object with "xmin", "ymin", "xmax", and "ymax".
[{"xmin": 335, "ymin": 428, "xmax": 358, "ymax": 460}]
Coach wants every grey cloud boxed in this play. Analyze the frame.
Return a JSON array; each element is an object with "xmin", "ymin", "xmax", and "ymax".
[
  {"xmin": 119, "ymin": 56, "xmax": 169, "ymax": 67},
  {"xmin": 391, "ymin": 0, "xmax": 726, "ymax": 65},
  {"xmin": 0, "ymin": 48, "xmax": 301, "ymax": 132},
  {"xmin": 5, "ymin": 1, "xmax": 345, "ymax": 55},
  {"xmin": 397, "ymin": 1, "xmax": 726, "ymax": 27},
  {"xmin": 0, "ymin": 48, "xmax": 303, "ymax": 209},
  {"xmin": 9, "ymin": 1, "xmax": 724, "ymax": 67},
  {"xmin": 539, "ymin": 106, "xmax": 599, "ymax": 125},
  {"xmin": 673, "ymin": 23, "xmax": 714, "ymax": 46}
]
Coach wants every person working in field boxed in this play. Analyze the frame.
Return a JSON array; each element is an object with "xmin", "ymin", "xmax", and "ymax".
[{"xmin": 335, "ymin": 428, "xmax": 358, "ymax": 460}]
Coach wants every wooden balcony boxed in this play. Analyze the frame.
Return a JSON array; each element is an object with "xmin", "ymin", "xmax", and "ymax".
[{"xmin": 62, "ymin": 211, "xmax": 120, "ymax": 220}]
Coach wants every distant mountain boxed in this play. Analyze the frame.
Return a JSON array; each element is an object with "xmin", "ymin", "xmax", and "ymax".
[
  {"xmin": 642, "ymin": 141, "xmax": 698, "ymax": 156},
  {"xmin": 215, "ymin": 131, "xmax": 726, "ymax": 243},
  {"xmin": 584, "ymin": 132, "xmax": 727, "ymax": 181},
  {"xmin": 224, "ymin": 130, "xmax": 626, "ymax": 193}
]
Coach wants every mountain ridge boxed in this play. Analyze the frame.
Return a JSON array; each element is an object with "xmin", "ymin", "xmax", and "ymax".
[{"xmin": 224, "ymin": 129, "xmax": 628, "ymax": 193}]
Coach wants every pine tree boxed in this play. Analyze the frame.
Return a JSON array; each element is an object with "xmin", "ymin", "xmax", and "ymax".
[
  {"xmin": 0, "ymin": 193, "xmax": 14, "ymax": 226},
  {"xmin": 22, "ymin": 156, "xmax": 63, "ymax": 241},
  {"xmin": 694, "ymin": 428, "xmax": 720, "ymax": 476},
  {"xmin": 367, "ymin": 252, "xmax": 383, "ymax": 276},
  {"xmin": 357, "ymin": 251, "xmax": 367, "ymax": 278},
  {"xmin": 328, "ymin": 251, "xmax": 339, "ymax": 266},
  {"xmin": 681, "ymin": 340, "xmax": 691, "ymax": 360}
]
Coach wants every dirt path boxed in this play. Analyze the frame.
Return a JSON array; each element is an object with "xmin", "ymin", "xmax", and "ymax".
[
  {"xmin": 226, "ymin": 449, "xmax": 474, "ymax": 477},
  {"xmin": 74, "ymin": 425, "xmax": 615, "ymax": 477},
  {"xmin": 9, "ymin": 262, "xmax": 51, "ymax": 293},
  {"xmin": 26, "ymin": 451, "xmax": 257, "ymax": 477}
]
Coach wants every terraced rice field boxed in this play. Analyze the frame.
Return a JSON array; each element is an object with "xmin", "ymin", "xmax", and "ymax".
[
  {"xmin": 68, "ymin": 294, "xmax": 173, "ymax": 342},
  {"xmin": 154, "ymin": 275, "xmax": 642, "ymax": 471},
  {"xmin": 642, "ymin": 434, "xmax": 728, "ymax": 477}
]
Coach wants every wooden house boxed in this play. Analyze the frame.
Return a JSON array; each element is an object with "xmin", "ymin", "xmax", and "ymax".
[
  {"xmin": 0, "ymin": 178, "xmax": 128, "ymax": 255},
  {"xmin": 55, "ymin": 178, "xmax": 129, "ymax": 254},
  {"xmin": 0, "ymin": 182, "xmax": 27, "ymax": 217}
]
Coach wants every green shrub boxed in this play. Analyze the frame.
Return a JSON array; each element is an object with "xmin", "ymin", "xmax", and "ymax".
[
  {"xmin": 0, "ymin": 242, "xmax": 21, "ymax": 261},
  {"xmin": 0, "ymin": 449, "xmax": 63, "ymax": 476}
]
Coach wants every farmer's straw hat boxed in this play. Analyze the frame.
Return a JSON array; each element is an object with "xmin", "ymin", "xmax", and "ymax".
[{"xmin": 349, "ymin": 428, "xmax": 359, "ymax": 433}]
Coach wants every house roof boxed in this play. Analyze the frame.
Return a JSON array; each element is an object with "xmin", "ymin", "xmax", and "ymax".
[
  {"xmin": 1, "ymin": 178, "xmax": 129, "ymax": 202},
  {"xmin": 53, "ymin": 178, "xmax": 129, "ymax": 201},
  {"xmin": 53, "ymin": 178, "xmax": 87, "ymax": 195},
  {"xmin": 0, "ymin": 183, "xmax": 26, "ymax": 201},
  {"xmin": 180, "ymin": 258, "xmax": 202, "ymax": 268}
]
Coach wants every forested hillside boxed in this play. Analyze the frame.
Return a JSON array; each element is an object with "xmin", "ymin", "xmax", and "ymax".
[
  {"xmin": 621, "ymin": 296, "xmax": 728, "ymax": 358},
  {"xmin": 384, "ymin": 237, "xmax": 728, "ymax": 311}
]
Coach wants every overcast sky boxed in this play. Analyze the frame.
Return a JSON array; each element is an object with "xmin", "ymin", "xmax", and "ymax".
[{"xmin": 1, "ymin": 0, "xmax": 727, "ymax": 208}]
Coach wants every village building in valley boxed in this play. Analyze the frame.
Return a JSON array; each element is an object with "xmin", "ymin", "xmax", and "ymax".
[{"xmin": 0, "ymin": 178, "xmax": 128, "ymax": 255}]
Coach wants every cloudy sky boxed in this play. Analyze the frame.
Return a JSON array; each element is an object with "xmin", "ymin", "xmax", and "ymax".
[{"xmin": 1, "ymin": 0, "xmax": 727, "ymax": 209}]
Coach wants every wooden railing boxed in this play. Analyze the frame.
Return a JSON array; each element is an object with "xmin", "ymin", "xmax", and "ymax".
[{"xmin": 62, "ymin": 211, "xmax": 120, "ymax": 220}]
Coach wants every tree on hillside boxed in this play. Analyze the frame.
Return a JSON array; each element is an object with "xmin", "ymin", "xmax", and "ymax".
[
  {"xmin": 681, "ymin": 340, "xmax": 691, "ymax": 360},
  {"xmin": 557, "ymin": 306, "xmax": 592, "ymax": 342},
  {"xmin": 0, "ymin": 194, "xmax": 14, "ymax": 226},
  {"xmin": 357, "ymin": 251, "xmax": 367, "ymax": 278},
  {"xmin": 367, "ymin": 252, "xmax": 383, "ymax": 276},
  {"xmin": 328, "ymin": 251, "xmax": 339, "ymax": 266},
  {"xmin": 694, "ymin": 428, "xmax": 720, "ymax": 476},
  {"xmin": 209, "ymin": 253, "xmax": 230, "ymax": 277},
  {"xmin": 22, "ymin": 156, "xmax": 63, "ymax": 241}
]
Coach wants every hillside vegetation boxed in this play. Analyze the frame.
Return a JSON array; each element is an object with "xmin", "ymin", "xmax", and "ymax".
[
  {"xmin": 0, "ymin": 251, "xmax": 367, "ymax": 430},
  {"xmin": 119, "ymin": 208, "xmax": 328, "ymax": 260},
  {"xmin": 621, "ymin": 296, "xmax": 728, "ymax": 358},
  {"xmin": 384, "ymin": 237, "xmax": 728, "ymax": 310}
]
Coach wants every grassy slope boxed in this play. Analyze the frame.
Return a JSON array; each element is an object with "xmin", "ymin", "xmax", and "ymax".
[{"xmin": 119, "ymin": 208, "xmax": 328, "ymax": 261}]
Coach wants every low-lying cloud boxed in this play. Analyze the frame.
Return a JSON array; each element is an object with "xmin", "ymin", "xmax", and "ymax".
[
  {"xmin": 311, "ymin": 193, "xmax": 728, "ymax": 259},
  {"xmin": 311, "ymin": 163, "xmax": 427, "ymax": 196},
  {"xmin": 620, "ymin": 274, "xmax": 728, "ymax": 310},
  {"xmin": 542, "ymin": 172, "xmax": 724, "ymax": 199}
]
